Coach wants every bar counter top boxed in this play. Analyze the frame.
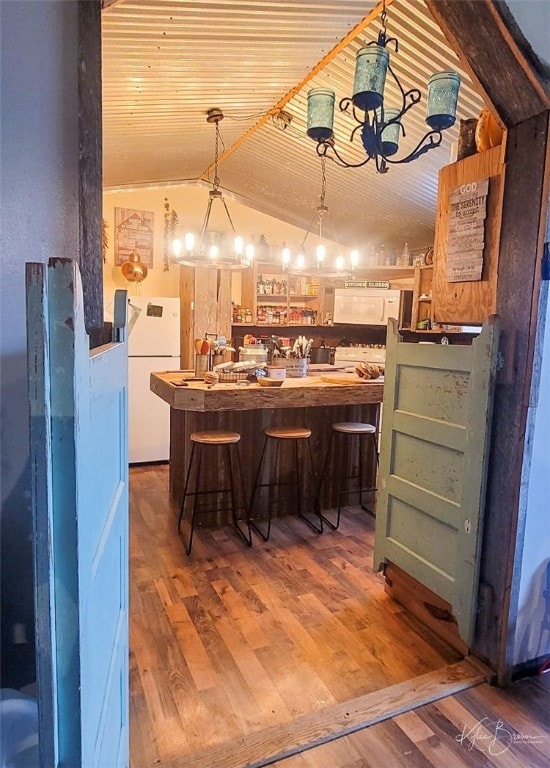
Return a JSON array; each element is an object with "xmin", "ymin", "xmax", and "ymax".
[{"xmin": 150, "ymin": 371, "xmax": 384, "ymax": 412}]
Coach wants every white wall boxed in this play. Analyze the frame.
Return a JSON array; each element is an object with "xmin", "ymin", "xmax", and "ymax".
[
  {"xmin": 103, "ymin": 184, "xmax": 328, "ymax": 303},
  {"xmin": 0, "ymin": 0, "xmax": 81, "ymax": 688},
  {"xmin": 514, "ymin": 288, "xmax": 550, "ymax": 665}
]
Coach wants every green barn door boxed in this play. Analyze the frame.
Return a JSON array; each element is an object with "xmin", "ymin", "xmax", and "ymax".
[{"xmin": 374, "ymin": 318, "xmax": 499, "ymax": 646}]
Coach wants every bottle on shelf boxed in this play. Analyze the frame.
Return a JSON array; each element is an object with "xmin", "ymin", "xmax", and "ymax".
[
  {"xmin": 256, "ymin": 234, "xmax": 270, "ymax": 261},
  {"xmin": 399, "ymin": 242, "xmax": 411, "ymax": 267},
  {"xmin": 257, "ymin": 274, "xmax": 265, "ymax": 295}
]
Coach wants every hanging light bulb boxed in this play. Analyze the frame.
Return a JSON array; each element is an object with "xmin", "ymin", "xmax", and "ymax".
[
  {"xmin": 234, "ymin": 236, "xmax": 244, "ymax": 256},
  {"xmin": 245, "ymin": 243, "xmax": 254, "ymax": 263},
  {"xmin": 172, "ymin": 238, "xmax": 182, "ymax": 257},
  {"xmin": 209, "ymin": 244, "xmax": 219, "ymax": 260},
  {"xmin": 282, "ymin": 246, "xmax": 291, "ymax": 268},
  {"xmin": 350, "ymin": 250, "xmax": 359, "ymax": 269},
  {"xmin": 335, "ymin": 254, "xmax": 345, "ymax": 271},
  {"xmin": 184, "ymin": 232, "xmax": 195, "ymax": 252},
  {"xmin": 316, "ymin": 244, "xmax": 325, "ymax": 266},
  {"xmin": 296, "ymin": 253, "xmax": 305, "ymax": 270}
]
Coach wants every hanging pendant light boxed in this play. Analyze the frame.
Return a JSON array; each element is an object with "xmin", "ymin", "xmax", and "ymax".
[
  {"xmin": 306, "ymin": 0, "xmax": 461, "ymax": 173},
  {"xmin": 280, "ymin": 157, "xmax": 360, "ymax": 276},
  {"xmin": 173, "ymin": 109, "xmax": 254, "ymax": 269}
]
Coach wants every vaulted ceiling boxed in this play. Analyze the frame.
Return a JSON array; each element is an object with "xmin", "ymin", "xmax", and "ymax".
[{"xmin": 101, "ymin": 0, "xmax": 485, "ymax": 250}]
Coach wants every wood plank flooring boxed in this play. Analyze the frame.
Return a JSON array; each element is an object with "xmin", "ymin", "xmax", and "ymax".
[
  {"xmin": 130, "ymin": 465, "xmax": 462, "ymax": 767},
  {"xmin": 277, "ymin": 674, "xmax": 550, "ymax": 768}
]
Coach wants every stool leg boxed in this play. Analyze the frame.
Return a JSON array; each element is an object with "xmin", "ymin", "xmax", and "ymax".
[
  {"xmin": 359, "ymin": 433, "xmax": 377, "ymax": 517},
  {"xmin": 318, "ymin": 430, "xmax": 341, "ymax": 531},
  {"xmin": 182, "ymin": 444, "xmax": 203, "ymax": 555},
  {"xmin": 315, "ymin": 430, "xmax": 333, "ymax": 513},
  {"xmin": 178, "ymin": 442, "xmax": 196, "ymax": 534},
  {"xmin": 249, "ymin": 436, "xmax": 271, "ymax": 542},
  {"xmin": 297, "ymin": 438, "xmax": 323, "ymax": 534},
  {"xmin": 228, "ymin": 444, "xmax": 252, "ymax": 547},
  {"xmin": 359, "ymin": 433, "xmax": 364, "ymax": 509}
]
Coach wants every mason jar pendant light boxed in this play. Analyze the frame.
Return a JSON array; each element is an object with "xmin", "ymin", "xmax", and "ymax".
[{"xmin": 306, "ymin": 0, "xmax": 461, "ymax": 173}]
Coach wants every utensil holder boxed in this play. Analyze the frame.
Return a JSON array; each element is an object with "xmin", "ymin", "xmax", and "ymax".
[
  {"xmin": 270, "ymin": 358, "xmax": 308, "ymax": 377},
  {"xmin": 194, "ymin": 354, "xmax": 209, "ymax": 378}
]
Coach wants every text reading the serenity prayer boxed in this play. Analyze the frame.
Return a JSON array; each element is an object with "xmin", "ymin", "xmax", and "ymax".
[{"xmin": 447, "ymin": 178, "xmax": 490, "ymax": 283}]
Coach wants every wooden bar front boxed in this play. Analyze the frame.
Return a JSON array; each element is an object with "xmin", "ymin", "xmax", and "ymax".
[{"xmin": 151, "ymin": 372, "xmax": 384, "ymax": 526}]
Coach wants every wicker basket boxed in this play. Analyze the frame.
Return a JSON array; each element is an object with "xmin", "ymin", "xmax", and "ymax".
[{"xmin": 218, "ymin": 371, "xmax": 249, "ymax": 383}]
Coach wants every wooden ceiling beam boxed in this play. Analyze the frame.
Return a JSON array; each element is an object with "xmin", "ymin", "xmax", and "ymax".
[{"xmin": 425, "ymin": 0, "xmax": 550, "ymax": 127}]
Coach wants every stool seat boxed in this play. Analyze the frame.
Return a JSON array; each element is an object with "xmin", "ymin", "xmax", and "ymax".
[
  {"xmin": 332, "ymin": 422, "xmax": 376, "ymax": 435},
  {"xmin": 191, "ymin": 430, "xmax": 241, "ymax": 445},
  {"xmin": 265, "ymin": 426, "xmax": 312, "ymax": 440}
]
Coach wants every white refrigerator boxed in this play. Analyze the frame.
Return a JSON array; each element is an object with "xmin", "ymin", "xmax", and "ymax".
[{"xmin": 128, "ymin": 296, "xmax": 180, "ymax": 463}]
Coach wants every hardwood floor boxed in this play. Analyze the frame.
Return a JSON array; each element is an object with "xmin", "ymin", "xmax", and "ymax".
[
  {"xmin": 277, "ymin": 674, "xmax": 550, "ymax": 768},
  {"xmin": 130, "ymin": 464, "xmax": 463, "ymax": 767}
]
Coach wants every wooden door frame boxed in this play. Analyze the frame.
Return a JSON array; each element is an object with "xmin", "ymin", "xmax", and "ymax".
[
  {"xmin": 424, "ymin": 0, "xmax": 550, "ymax": 683},
  {"xmin": 84, "ymin": 0, "xmax": 550, "ymax": 681}
]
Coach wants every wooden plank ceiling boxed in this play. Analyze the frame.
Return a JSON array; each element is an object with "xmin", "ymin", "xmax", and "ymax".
[{"xmin": 102, "ymin": 0, "xmax": 485, "ymax": 250}]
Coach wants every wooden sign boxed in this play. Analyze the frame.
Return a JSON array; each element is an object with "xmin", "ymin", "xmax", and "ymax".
[
  {"xmin": 446, "ymin": 179, "xmax": 489, "ymax": 283},
  {"xmin": 366, "ymin": 280, "xmax": 390, "ymax": 289},
  {"xmin": 345, "ymin": 279, "xmax": 390, "ymax": 289},
  {"xmin": 114, "ymin": 207, "xmax": 155, "ymax": 267}
]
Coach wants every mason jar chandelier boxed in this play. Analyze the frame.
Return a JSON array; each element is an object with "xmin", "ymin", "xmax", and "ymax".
[{"xmin": 306, "ymin": 0, "xmax": 461, "ymax": 174}]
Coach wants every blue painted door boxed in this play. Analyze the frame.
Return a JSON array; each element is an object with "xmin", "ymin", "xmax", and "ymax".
[{"xmin": 26, "ymin": 259, "xmax": 129, "ymax": 767}]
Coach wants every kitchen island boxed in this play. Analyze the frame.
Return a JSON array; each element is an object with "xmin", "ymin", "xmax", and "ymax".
[{"xmin": 151, "ymin": 372, "xmax": 384, "ymax": 525}]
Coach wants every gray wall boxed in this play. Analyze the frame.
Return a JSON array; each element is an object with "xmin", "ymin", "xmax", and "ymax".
[
  {"xmin": 506, "ymin": 0, "xmax": 550, "ymax": 67},
  {"xmin": 0, "ymin": 0, "xmax": 80, "ymax": 687}
]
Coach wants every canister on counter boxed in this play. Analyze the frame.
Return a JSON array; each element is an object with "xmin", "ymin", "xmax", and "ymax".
[{"xmin": 266, "ymin": 366, "xmax": 286, "ymax": 380}]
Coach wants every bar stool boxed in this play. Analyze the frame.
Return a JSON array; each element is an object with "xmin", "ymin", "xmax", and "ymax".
[
  {"xmin": 248, "ymin": 426, "xmax": 323, "ymax": 541},
  {"xmin": 316, "ymin": 422, "xmax": 379, "ymax": 530},
  {"xmin": 177, "ymin": 430, "xmax": 251, "ymax": 555}
]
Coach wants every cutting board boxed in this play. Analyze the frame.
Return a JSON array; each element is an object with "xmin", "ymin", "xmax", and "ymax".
[{"xmin": 320, "ymin": 374, "xmax": 381, "ymax": 385}]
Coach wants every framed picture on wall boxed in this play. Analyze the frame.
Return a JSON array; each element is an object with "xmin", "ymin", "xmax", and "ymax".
[{"xmin": 114, "ymin": 207, "xmax": 154, "ymax": 267}]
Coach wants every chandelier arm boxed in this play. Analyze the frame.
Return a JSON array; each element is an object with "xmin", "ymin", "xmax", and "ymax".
[
  {"xmin": 198, "ymin": 194, "xmax": 215, "ymax": 250},
  {"xmin": 383, "ymin": 130, "xmax": 443, "ymax": 165},
  {"xmin": 316, "ymin": 141, "xmax": 372, "ymax": 169},
  {"xmin": 220, "ymin": 197, "xmax": 237, "ymax": 234},
  {"xmin": 297, "ymin": 211, "xmax": 318, "ymax": 254},
  {"xmin": 386, "ymin": 63, "xmax": 421, "ymax": 119}
]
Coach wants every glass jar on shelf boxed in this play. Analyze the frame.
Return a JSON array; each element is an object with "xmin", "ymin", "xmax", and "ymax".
[{"xmin": 257, "ymin": 275, "xmax": 265, "ymax": 295}]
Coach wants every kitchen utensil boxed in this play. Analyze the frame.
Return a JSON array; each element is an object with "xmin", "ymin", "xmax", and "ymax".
[{"xmin": 200, "ymin": 339, "xmax": 210, "ymax": 355}]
